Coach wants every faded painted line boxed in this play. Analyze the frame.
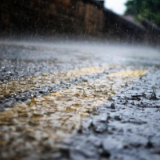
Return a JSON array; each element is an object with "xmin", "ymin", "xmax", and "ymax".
[
  {"xmin": 0, "ymin": 70, "xmax": 147, "ymax": 153},
  {"xmin": 0, "ymin": 65, "xmax": 118, "ymax": 98}
]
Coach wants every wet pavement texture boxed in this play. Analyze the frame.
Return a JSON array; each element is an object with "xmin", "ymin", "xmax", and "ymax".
[{"xmin": 0, "ymin": 40, "xmax": 160, "ymax": 160}]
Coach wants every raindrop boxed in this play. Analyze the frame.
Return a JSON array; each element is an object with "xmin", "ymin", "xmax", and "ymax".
[{"xmin": 149, "ymin": 86, "xmax": 158, "ymax": 100}]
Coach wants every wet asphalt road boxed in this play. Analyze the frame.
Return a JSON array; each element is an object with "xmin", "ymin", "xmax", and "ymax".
[{"xmin": 0, "ymin": 40, "xmax": 160, "ymax": 160}]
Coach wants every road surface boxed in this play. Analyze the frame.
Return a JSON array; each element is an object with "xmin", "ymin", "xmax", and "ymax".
[{"xmin": 0, "ymin": 40, "xmax": 160, "ymax": 160}]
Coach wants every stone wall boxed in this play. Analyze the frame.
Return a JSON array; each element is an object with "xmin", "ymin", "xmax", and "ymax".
[
  {"xmin": 0, "ymin": 0, "xmax": 159, "ymax": 45},
  {"xmin": 103, "ymin": 10, "xmax": 146, "ymax": 43},
  {"xmin": 0, "ymin": 0, "xmax": 104, "ymax": 36}
]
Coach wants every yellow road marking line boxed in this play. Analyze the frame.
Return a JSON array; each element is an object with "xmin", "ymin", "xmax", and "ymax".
[
  {"xmin": 108, "ymin": 70, "xmax": 148, "ymax": 77},
  {"xmin": 0, "ymin": 65, "xmax": 117, "ymax": 97},
  {"xmin": 0, "ymin": 70, "xmax": 147, "ymax": 155}
]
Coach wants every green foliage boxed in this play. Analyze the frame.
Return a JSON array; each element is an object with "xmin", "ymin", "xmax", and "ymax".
[{"xmin": 125, "ymin": 0, "xmax": 160, "ymax": 26}]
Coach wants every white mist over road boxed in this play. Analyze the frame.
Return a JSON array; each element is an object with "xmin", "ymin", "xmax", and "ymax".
[{"xmin": 0, "ymin": 40, "xmax": 160, "ymax": 66}]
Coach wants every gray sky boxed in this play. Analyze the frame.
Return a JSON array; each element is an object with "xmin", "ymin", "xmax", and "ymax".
[{"xmin": 105, "ymin": 0, "xmax": 127, "ymax": 15}]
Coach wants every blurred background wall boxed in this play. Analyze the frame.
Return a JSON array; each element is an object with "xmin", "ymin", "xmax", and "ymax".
[{"xmin": 0, "ymin": 0, "xmax": 160, "ymax": 45}]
